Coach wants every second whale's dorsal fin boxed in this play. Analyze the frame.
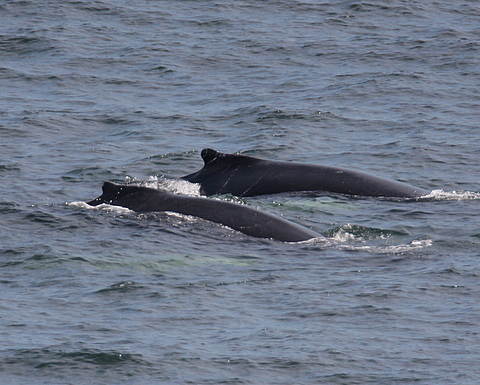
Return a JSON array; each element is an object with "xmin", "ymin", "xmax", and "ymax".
[
  {"xmin": 182, "ymin": 149, "xmax": 262, "ymax": 186},
  {"xmin": 102, "ymin": 181, "xmax": 120, "ymax": 195},
  {"xmin": 200, "ymin": 148, "xmax": 260, "ymax": 167},
  {"xmin": 200, "ymin": 148, "xmax": 220, "ymax": 164}
]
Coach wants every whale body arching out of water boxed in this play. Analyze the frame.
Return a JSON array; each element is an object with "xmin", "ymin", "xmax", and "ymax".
[
  {"xmin": 182, "ymin": 148, "xmax": 429, "ymax": 198},
  {"xmin": 88, "ymin": 182, "xmax": 320, "ymax": 242}
]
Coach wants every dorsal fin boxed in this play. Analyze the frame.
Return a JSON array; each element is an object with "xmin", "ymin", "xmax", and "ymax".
[
  {"xmin": 201, "ymin": 148, "xmax": 220, "ymax": 164},
  {"xmin": 94, "ymin": 181, "xmax": 123, "ymax": 204},
  {"xmin": 182, "ymin": 149, "xmax": 260, "ymax": 185},
  {"xmin": 88, "ymin": 182, "xmax": 137, "ymax": 206},
  {"xmin": 200, "ymin": 148, "xmax": 259, "ymax": 167},
  {"xmin": 101, "ymin": 181, "xmax": 120, "ymax": 198},
  {"xmin": 87, "ymin": 181, "xmax": 119, "ymax": 205}
]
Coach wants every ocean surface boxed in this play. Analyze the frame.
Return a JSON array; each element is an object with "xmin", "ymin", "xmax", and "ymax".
[{"xmin": 1, "ymin": 0, "xmax": 480, "ymax": 383}]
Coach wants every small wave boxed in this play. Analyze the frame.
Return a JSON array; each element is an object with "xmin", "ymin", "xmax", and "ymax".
[
  {"xmin": 0, "ymin": 34, "xmax": 58, "ymax": 55},
  {"xmin": 324, "ymin": 223, "xmax": 433, "ymax": 253},
  {"xmin": 328, "ymin": 224, "xmax": 406, "ymax": 242},
  {"xmin": 95, "ymin": 281, "xmax": 141, "ymax": 294},
  {"xmin": 420, "ymin": 189, "xmax": 480, "ymax": 201},
  {"xmin": 339, "ymin": 238, "xmax": 433, "ymax": 254},
  {"xmin": 5, "ymin": 347, "xmax": 146, "ymax": 368},
  {"xmin": 292, "ymin": 236, "xmax": 332, "ymax": 246}
]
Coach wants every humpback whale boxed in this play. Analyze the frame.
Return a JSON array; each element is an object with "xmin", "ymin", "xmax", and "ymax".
[
  {"xmin": 182, "ymin": 148, "xmax": 428, "ymax": 198},
  {"xmin": 88, "ymin": 182, "xmax": 320, "ymax": 242}
]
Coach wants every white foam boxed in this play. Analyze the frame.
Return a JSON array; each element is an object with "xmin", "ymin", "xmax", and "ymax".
[
  {"xmin": 142, "ymin": 176, "xmax": 201, "ymax": 196},
  {"xmin": 67, "ymin": 201, "xmax": 133, "ymax": 214},
  {"xmin": 332, "ymin": 228, "xmax": 357, "ymax": 242},
  {"xmin": 339, "ymin": 238, "xmax": 433, "ymax": 253},
  {"xmin": 295, "ymin": 236, "xmax": 336, "ymax": 246},
  {"xmin": 421, "ymin": 189, "xmax": 480, "ymax": 200},
  {"xmin": 67, "ymin": 201, "xmax": 92, "ymax": 209}
]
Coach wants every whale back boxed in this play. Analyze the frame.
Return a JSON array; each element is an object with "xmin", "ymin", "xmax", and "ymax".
[
  {"xmin": 87, "ymin": 181, "xmax": 320, "ymax": 242},
  {"xmin": 182, "ymin": 149, "xmax": 257, "ymax": 193},
  {"xmin": 182, "ymin": 148, "xmax": 428, "ymax": 198},
  {"xmin": 87, "ymin": 182, "xmax": 172, "ymax": 212}
]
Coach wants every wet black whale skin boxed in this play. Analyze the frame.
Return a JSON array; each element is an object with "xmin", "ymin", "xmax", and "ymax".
[
  {"xmin": 88, "ymin": 182, "xmax": 320, "ymax": 242},
  {"xmin": 182, "ymin": 148, "xmax": 428, "ymax": 198}
]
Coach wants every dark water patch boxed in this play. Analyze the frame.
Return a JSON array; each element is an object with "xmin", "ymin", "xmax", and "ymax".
[
  {"xmin": 69, "ymin": 255, "xmax": 90, "ymax": 263},
  {"xmin": 62, "ymin": 166, "xmax": 108, "ymax": 182},
  {"xmin": 0, "ymin": 260, "xmax": 24, "ymax": 269},
  {"xmin": 0, "ymin": 34, "xmax": 59, "ymax": 56},
  {"xmin": 0, "ymin": 201, "xmax": 21, "ymax": 213},
  {"xmin": 0, "ymin": 163, "xmax": 21, "ymax": 175},
  {"xmin": 144, "ymin": 65, "xmax": 175, "ymax": 75},
  {"xmin": 0, "ymin": 244, "xmax": 86, "ymax": 271},
  {"xmin": 182, "ymin": 18, "xmax": 231, "ymax": 29},
  {"xmin": 434, "ymin": 239, "xmax": 480, "ymax": 251},
  {"xmin": 71, "ymin": 2, "xmax": 117, "ymax": 14},
  {"xmin": 23, "ymin": 252, "xmax": 65, "ymax": 270},
  {"xmin": 255, "ymin": 108, "xmax": 319, "ymax": 123},
  {"xmin": 2, "ymin": 346, "xmax": 149, "ymax": 370},
  {"xmin": 147, "ymin": 150, "xmax": 196, "ymax": 170},
  {"xmin": 95, "ymin": 280, "xmax": 142, "ymax": 294},
  {"xmin": 81, "ymin": 113, "xmax": 140, "ymax": 127},
  {"xmin": 24, "ymin": 209, "xmax": 64, "ymax": 226},
  {"xmin": 194, "ymin": 274, "xmax": 276, "ymax": 288},
  {"xmin": 1, "ymin": 246, "xmax": 45, "ymax": 258},
  {"xmin": 347, "ymin": 1, "xmax": 419, "ymax": 16}
]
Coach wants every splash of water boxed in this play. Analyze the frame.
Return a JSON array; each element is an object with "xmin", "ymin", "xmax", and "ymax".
[{"xmin": 421, "ymin": 189, "xmax": 480, "ymax": 201}]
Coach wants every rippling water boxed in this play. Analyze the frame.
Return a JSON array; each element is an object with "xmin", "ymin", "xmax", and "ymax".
[{"xmin": 2, "ymin": 1, "xmax": 480, "ymax": 384}]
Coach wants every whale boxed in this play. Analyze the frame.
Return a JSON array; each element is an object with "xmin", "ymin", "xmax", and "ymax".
[
  {"xmin": 182, "ymin": 148, "xmax": 429, "ymax": 198},
  {"xmin": 88, "ymin": 182, "xmax": 320, "ymax": 242}
]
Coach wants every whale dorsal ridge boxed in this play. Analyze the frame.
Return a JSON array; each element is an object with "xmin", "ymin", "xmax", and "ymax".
[
  {"xmin": 201, "ymin": 148, "xmax": 220, "ymax": 164},
  {"xmin": 200, "ymin": 148, "xmax": 259, "ymax": 168}
]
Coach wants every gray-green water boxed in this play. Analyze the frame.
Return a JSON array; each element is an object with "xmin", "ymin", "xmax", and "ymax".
[{"xmin": 1, "ymin": 1, "xmax": 480, "ymax": 383}]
